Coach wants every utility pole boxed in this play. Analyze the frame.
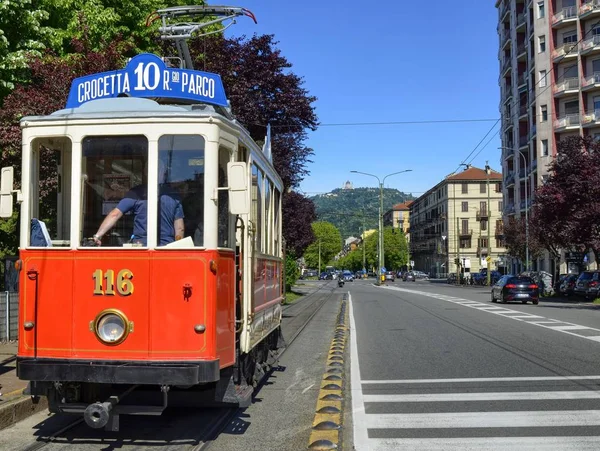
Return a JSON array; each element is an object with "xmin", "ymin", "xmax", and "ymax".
[
  {"xmin": 456, "ymin": 216, "xmax": 460, "ymax": 285},
  {"xmin": 318, "ymin": 239, "xmax": 321, "ymax": 276},
  {"xmin": 379, "ymin": 181, "xmax": 384, "ymax": 285},
  {"xmin": 486, "ymin": 162, "xmax": 492, "ymax": 286}
]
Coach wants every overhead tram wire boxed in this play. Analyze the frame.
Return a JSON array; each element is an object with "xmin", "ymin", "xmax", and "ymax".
[
  {"xmin": 451, "ymin": 119, "xmax": 501, "ymax": 175},
  {"xmin": 253, "ymin": 118, "xmax": 501, "ymax": 129}
]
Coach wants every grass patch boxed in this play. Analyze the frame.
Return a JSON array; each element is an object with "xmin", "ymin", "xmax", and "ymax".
[
  {"xmin": 592, "ymin": 299, "xmax": 600, "ymax": 305},
  {"xmin": 284, "ymin": 290, "xmax": 303, "ymax": 305}
]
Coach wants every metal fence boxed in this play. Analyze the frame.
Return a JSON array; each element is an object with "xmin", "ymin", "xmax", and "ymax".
[{"xmin": 0, "ymin": 292, "xmax": 18, "ymax": 342}]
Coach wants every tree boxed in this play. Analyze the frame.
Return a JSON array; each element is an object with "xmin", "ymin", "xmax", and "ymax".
[
  {"xmin": 382, "ymin": 227, "xmax": 409, "ymax": 270},
  {"xmin": 0, "ymin": 0, "xmax": 52, "ymax": 98},
  {"xmin": 282, "ymin": 191, "xmax": 316, "ymax": 257},
  {"xmin": 531, "ymin": 136, "xmax": 600, "ymax": 262},
  {"xmin": 303, "ymin": 222, "xmax": 342, "ymax": 269},
  {"xmin": 502, "ymin": 217, "xmax": 543, "ymax": 265}
]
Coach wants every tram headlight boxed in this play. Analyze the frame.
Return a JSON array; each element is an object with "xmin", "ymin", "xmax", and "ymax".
[{"xmin": 94, "ymin": 309, "xmax": 130, "ymax": 345}]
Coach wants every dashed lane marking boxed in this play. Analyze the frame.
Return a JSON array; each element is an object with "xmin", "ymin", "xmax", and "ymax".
[{"xmin": 380, "ymin": 285, "xmax": 600, "ymax": 344}]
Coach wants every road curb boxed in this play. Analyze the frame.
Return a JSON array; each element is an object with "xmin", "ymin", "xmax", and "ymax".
[
  {"xmin": 307, "ymin": 294, "xmax": 348, "ymax": 450},
  {"xmin": 0, "ymin": 394, "xmax": 48, "ymax": 432}
]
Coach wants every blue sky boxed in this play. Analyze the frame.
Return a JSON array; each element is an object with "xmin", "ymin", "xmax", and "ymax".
[{"xmin": 226, "ymin": 0, "xmax": 501, "ymax": 198}]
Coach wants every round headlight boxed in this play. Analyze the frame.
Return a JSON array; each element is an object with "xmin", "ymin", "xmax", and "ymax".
[{"xmin": 94, "ymin": 310, "xmax": 129, "ymax": 345}]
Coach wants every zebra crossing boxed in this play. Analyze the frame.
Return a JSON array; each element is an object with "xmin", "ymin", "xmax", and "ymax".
[
  {"xmin": 380, "ymin": 285, "xmax": 600, "ymax": 344},
  {"xmin": 349, "ymin": 294, "xmax": 600, "ymax": 451}
]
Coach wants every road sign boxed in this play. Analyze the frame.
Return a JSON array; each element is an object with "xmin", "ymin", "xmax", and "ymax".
[
  {"xmin": 381, "ymin": 267, "xmax": 386, "ymax": 274},
  {"xmin": 410, "ymin": 260, "xmax": 414, "ymax": 267},
  {"xmin": 486, "ymin": 256, "xmax": 492, "ymax": 263}
]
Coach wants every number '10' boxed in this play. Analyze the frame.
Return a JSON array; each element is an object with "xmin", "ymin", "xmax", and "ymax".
[
  {"xmin": 93, "ymin": 269, "xmax": 134, "ymax": 296},
  {"xmin": 134, "ymin": 62, "xmax": 160, "ymax": 91}
]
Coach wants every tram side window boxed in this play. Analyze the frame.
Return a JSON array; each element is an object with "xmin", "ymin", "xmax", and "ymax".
[
  {"xmin": 158, "ymin": 135, "xmax": 205, "ymax": 247},
  {"xmin": 81, "ymin": 136, "xmax": 147, "ymax": 247},
  {"xmin": 251, "ymin": 164, "xmax": 263, "ymax": 252},
  {"xmin": 218, "ymin": 147, "xmax": 230, "ymax": 248},
  {"xmin": 29, "ymin": 137, "xmax": 72, "ymax": 247},
  {"xmin": 274, "ymin": 189, "xmax": 280, "ymax": 257},
  {"xmin": 265, "ymin": 178, "xmax": 271, "ymax": 254}
]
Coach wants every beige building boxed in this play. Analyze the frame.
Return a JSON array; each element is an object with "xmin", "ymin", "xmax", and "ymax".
[
  {"xmin": 383, "ymin": 201, "xmax": 413, "ymax": 243},
  {"xmin": 409, "ymin": 166, "xmax": 506, "ymax": 277},
  {"xmin": 497, "ymin": 0, "xmax": 600, "ymax": 274}
]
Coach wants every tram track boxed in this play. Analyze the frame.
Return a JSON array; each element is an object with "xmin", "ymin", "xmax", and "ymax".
[{"xmin": 19, "ymin": 281, "xmax": 338, "ymax": 451}]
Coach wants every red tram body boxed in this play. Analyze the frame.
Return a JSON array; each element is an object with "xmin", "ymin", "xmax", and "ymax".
[{"xmin": 0, "ymin": 13, "xmax": 285, "ymax": 429}]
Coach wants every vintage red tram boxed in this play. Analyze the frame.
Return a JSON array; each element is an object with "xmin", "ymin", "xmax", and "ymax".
[{"xmin": 0, "ymin": 6, "xmax": 285, "ymax": 431}]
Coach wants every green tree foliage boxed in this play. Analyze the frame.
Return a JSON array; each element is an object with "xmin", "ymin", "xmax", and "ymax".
[
  {"xmin": 303, "ymin": 222, "xmax": 342, "ymax": 268},
  {"xmin": 336, "ymin": 248, "xmax": 364, "ymax": 272},
  {"xmin": 284, "ymin": 253, "xmax": 299, "ymax": 293},
  {"xmin": 0, "ymin": 0, "xmax": 52, "ymax": 97},
  {"xmin": 312, "ymin": 188, "xmax": 413, "ymax": 239}
]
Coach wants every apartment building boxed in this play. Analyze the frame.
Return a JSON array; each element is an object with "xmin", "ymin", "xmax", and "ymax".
[
  {"xmin": 409, "ymin": 166, "xmax": 506, "ymax": 277},
  {"xmin": 497, "ymin": 0, "xmax": 600, "ymax": 273},
  {"xmin": 383, "ymin": 201, "xmax": 413, "ymax": 243}
]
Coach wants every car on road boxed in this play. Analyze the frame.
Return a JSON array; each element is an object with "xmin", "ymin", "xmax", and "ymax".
[
  {"xmin": 491, "ymin": 275, "xmax": 539, "ymax": 304},
  {"xmin": 385, "ymin": 271, "xmax": 395, "ymax": 281},
  {"xmin": 402, "ymin": 271, "xmax": 416, "ymax": 282},
  {"xmin": 342, "ymin": 270, "xmax": 354, "ymax": 282}
]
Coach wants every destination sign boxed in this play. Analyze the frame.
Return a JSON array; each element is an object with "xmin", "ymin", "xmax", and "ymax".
[{"xmin": 66, "ymin": 53, "xmax": 227, "ymax": 108}]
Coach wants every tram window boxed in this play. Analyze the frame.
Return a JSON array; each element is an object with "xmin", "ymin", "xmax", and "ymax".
[
  {"xmin": 251, "ymin": 164, "xmax": 263, "ymax": 253},
  {"xmin": 274, "ymin": 189, "xmax": 280, "ymax": 257},
  {"xmin": 29, "ymin": 137, "xmax": 72, "ymax": 247},
  {"xmin": 265, "ymin": 178, "xmax": 271, "ymax": 254},
  {"xmin": 218, "ymin": 147, "xmax": 231, "ymax": 248},
  {"xmin": 158, "ymin": 135, "xmax": 205, "ymax": 247},
  {"xmin": 81, "ymin": 136, "xmax": 147, "ymax": 247}
]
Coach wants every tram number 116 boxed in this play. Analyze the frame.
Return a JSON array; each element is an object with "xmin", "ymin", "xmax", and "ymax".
[{"xmin": 93, "ymin": 269, "xmax": 134, "ymax": 296}]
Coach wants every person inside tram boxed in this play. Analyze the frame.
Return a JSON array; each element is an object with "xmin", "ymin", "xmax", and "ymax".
[{"xmin": 92, "ymin": 159, "xmax": 185, "ymax": 246}]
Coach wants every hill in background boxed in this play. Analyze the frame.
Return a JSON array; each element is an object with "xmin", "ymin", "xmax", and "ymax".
[{"xmin": 311, "ymin": 187, "xmax": 414, "ymax": 239}]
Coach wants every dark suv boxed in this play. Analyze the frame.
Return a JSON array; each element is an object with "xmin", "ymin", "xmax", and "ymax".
[{"xmin": 574, "ymin": 271, "xmax": 600, "ymax": 299}]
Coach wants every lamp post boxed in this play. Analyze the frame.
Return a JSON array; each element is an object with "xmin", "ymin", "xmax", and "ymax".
[
  {"xmin": 499, "ymin": 147, "xmax": 529, "ymax": 272},
  {"xmin": 351, "ymin": 169, "xmax": 413, "ymax": 285}
]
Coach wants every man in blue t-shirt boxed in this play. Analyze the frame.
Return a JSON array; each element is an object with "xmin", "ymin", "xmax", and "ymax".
[{"xmin": 92, "ymin": 163, "xmax": 185, "ymax": 246}]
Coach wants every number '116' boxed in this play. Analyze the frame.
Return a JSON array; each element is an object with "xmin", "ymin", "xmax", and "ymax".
[{"xmin": 93, "ymin": 269, "xmax": 134, "ymax": 296}]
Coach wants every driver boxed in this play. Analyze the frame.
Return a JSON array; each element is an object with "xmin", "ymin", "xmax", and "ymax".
[{"xmin": 92, "ymin": 160, "xmax": 184, "ymax": 246}]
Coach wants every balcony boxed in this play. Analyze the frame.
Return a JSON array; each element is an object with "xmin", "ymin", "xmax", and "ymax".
[
  {"xmin": 581, "ymin": 35, "xmax": 600, "ymax": 56},
  {"xmin": 529, "ymin": 158, "xmax": 538, "ymax": 173},
  {"xmin": 519, "ymin": 104, "xmax": 527, "ymax": 119},
  {"xmin": 552, "ymin": 43, "xmax": 579, "ymax": 63},
  {"xmin": 504, "ymin": 203, "xmax": 516, "ymax": 214},
  {"xmin": 554, "ymin": 113, "xmax": 581, "ymax": 131},
  {"xmin": 529, "ymin": 125, "xmax": 537, "ymax": 140},
  {"xmin": 519, "ymin": 134, "xmax": 528, "ymax": 148},
  {"xmin": 582, "ymin": 109, "xmax": 600, "ymax": 127},
  {"xmin": 476, "ymin": 210, "xmax": 489, "ymax": 221},
  {"xmin": 500, "ymin": 56, "xmax": 512, "ymax": 76},
  {"xmin": 582, "ymin": 72, "xmax": 600, "ymax": 92},
  {"xmin": 505, "ymin": 171, "xmax": 516, "ymax": 186},
  {"xmin": 500, "ymin": 28, "xmax": 511, "ymax": 48},
  {"xmin": 581, "ymin": 0, "xmax": 600, "ymax": 19},
  {"xmin": 516, "ymin": 12, "xmax": 526, "ymax": 30},
  {"xmin": 459, "ymin": 229, "xmax": 473, "ymax": 237},
  {"xmin": 502, "ymin": 146, "xmax": 514, "ymax": 160},
  {"xmin": 516, "ymin": 43, "xmax": 527, "ymax": 61},
  {"xmin": 517, "ymin": 72, "xmax": 527, "ymax": 90},
  {"xmin": 477, "ymin": 247, "xmax": 490, "ymax": 257},
  {"xmin": 499, "ymin": 1, "xmax": 510, "ymax": 21},
  {"xmin": 553, "ymin": 77, "xmax": 580, "ymax": 98},
  {"xmin": 552, "ymin": 5, "xmax": 578, "ymax": 28}
]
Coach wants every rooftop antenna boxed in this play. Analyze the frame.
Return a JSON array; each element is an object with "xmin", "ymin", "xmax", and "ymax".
[{"xmin": 147, "ymin": 5, "xmax": 257, "ymax": 70}]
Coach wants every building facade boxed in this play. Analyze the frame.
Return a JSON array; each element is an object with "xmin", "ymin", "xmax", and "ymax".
[
  {"xmin": 497, "ymin": 0, "xmax": 600, "ymax": 274},
  {"xmin": 409, "ymin": 166, "xmax": 506, "ymax": 277},
  {"xmin": 383, "ymin": 201, "xmax": 413, "ymax": 243}
]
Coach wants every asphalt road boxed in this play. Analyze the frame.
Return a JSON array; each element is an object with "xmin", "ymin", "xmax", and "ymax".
[{"xmin": 348, "ymin": 278, "xmax": 600, "ymax": 450}]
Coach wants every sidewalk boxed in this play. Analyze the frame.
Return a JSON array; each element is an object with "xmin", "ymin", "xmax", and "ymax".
[{"xmin": 0, "ymin": 342, "xmax": 48, "ymax": 431}]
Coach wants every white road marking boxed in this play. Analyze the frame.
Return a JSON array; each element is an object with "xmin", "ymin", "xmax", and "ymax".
[
  {"xmin": 368, "ymin": 437, "xmax": 600, "ymax": 451},
  {"xmin": 362, "ymin": 375, "xmax": 600, "ymax": 384},
  {"xmin": 366, "ymin": 410, "xmax": 600, "ymax": 429},
  {"xmin": 349, "ymin": 293, "xmax": 369, "ymax": 449},
  {"xmin": 381, "ymin": 285, "xmax": 600, "ymax": 344},
  {"xmin": 302, "ymin": 383, "xmax": 314, "ymax": 394},
  {"xmin": 363, "ymin": 390, "xmax": 600, "ymax": 403}
]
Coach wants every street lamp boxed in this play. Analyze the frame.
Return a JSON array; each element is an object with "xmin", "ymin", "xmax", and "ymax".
[
  {"xmin": 499, "ymin": 147, "xmax": 529, "ymax": 272},
  {"xmin": 350, "ymin": 169, "xmax": 413, "ymax": 285}
]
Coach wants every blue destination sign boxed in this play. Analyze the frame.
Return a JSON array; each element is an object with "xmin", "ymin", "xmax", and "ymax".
[{"xmin": 66, "ymin": 53, "xmax": 227, "ymax": 108}]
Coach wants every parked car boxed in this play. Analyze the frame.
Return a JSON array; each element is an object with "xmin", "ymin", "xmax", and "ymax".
[
  {"xmin": 385, "ymin": 271, "xmax": 395, "ymax": 281},
  {"xmin": 574, "ymin": 271, "xmax": 599, "ymax": 298},
  {"xmin": 491, "ymin": 275, "xmax": 539, "ymax": 304},
  {"xmin": 559, "ymin": 274, "xmax": 578, "ymax": 297}
]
